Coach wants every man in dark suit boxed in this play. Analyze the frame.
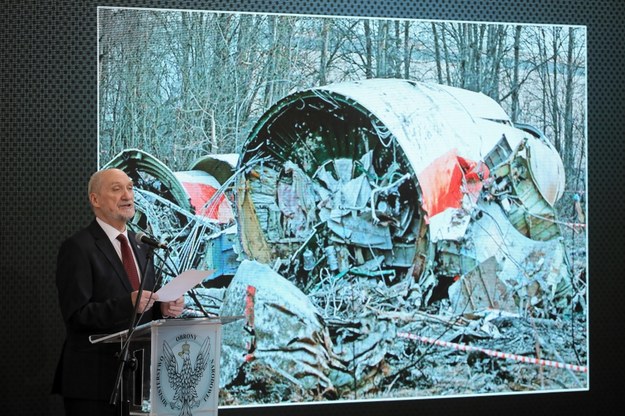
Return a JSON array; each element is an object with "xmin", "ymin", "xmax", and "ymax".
[{"xmin": 53, "ymin": 168, "xmax": 185, "ymax": 416}]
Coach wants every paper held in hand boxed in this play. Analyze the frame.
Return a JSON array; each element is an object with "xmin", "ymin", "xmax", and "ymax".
[{"xmin": 155, "ymin": 269, "xmax": 214, "ymax": 302}]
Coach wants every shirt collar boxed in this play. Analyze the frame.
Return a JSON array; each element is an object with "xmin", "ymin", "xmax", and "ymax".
[{"xmin": 96, "ymin": 217, "xmax": 128, "ymax": 242}]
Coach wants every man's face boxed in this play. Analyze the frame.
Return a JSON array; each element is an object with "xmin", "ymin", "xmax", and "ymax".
[{"xmin": 90, "ymin": 169, "xmax": 135, "ymax": 231}]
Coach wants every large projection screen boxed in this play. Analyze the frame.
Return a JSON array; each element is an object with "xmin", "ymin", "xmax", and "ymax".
[{"xmin": 97, "ymin": 6, "xmax": 588, "ymax": 411}]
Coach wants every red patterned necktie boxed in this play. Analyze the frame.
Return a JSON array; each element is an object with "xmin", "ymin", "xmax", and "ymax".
[{"xmin": 116, "ymin": 234, "xmax": 140, "ymax": 290}]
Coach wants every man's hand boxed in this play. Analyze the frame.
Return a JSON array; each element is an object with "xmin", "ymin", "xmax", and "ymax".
[
  {"xmin": 161, "ymin": 296, "xmax": 185, "ymax": 318},
  {"xmin": 131, "ymin": 290, "xmax": 158, "ymax": 313}
]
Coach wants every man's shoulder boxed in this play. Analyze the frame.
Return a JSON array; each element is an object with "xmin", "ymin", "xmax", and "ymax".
[{"xmin": 63, "ymin": 220, "xmax": 102, "ymax": 244}]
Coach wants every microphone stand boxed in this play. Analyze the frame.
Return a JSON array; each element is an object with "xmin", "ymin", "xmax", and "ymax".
[{"xmin": 110, "ymin": 245, "xmax": 159, "ymax": 416}]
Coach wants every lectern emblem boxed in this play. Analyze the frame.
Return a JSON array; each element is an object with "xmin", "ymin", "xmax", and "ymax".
[{"xmin": 156, "ymin": 333, "xmax": 216, "ymax": 416}]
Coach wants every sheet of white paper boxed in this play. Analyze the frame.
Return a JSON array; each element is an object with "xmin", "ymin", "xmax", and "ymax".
[{"xmin": 155, "ymin": 269, "xmax": 214, "ymax": 302}]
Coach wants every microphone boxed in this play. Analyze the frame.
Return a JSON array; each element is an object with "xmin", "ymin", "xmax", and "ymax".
[{"xmin": 135, "ymin": 232, "xmax": 169, "ymax": 250}]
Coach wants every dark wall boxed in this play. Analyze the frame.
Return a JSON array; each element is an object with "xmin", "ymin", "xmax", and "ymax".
[{"xmin": 1, "ymin": 1, "xmax": 623, "ymax": 415}]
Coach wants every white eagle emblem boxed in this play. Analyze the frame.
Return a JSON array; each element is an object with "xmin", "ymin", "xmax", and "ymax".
[{"xmin": 162, "ymin": 336, "xmax": 212, "ymax": 416}]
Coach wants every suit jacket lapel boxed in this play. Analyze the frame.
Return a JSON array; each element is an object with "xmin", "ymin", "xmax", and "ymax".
[{"xmin": 88, "ymin": 220, "xmax": 133, "ymax": 292}]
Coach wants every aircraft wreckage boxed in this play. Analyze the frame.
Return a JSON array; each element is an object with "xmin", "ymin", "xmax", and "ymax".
[
  {"xmin": 105, "ymin": 79, "xmax": 581, "ymax": 400},
  {"xmin": 234, "ymin": 78, "xmax": 572, "ymax": 314}
]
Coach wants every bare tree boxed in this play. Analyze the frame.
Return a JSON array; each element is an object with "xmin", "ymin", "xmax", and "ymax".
[
  {"xmin": 510, "ymin": 25, "xmax": 522, "ymax": 122},
  {"xmin": 403, "ymin": 21, "xmax": 412, "ymax": 79},
  {"xmin": 318, "ymin": 19, "xmax": 331, "ymax": 85},
  {"xmin": 432, "ymin": 22, "xmax": 443, "ymax": 84},
  {"xmin": 363, "ymin": 19, "xmax": 373, "ymax": 78},
  {"xmin": 99, "ymin": 11, "xmax": 586, "ymax": 197}
]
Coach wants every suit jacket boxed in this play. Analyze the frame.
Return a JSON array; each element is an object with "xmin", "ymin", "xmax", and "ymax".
[{"xmin": 53, "ymin": 219, "xmax": 161, "ymax": 400}]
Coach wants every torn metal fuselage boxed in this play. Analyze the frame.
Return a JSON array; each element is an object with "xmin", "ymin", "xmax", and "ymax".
[{"xmin": 236, "ymin": 78, "xmax": 572, "ymax": 316}]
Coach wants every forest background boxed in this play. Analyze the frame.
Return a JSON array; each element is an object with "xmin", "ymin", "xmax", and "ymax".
[{"xmin": 98, "ymin": 8, "xmax": 586, "ymax": 220}]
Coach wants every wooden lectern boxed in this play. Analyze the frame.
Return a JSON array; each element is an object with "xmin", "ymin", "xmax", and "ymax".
[{"xmin": 91, "ymin": 317, "xmax": 240, "ymax": 416}]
